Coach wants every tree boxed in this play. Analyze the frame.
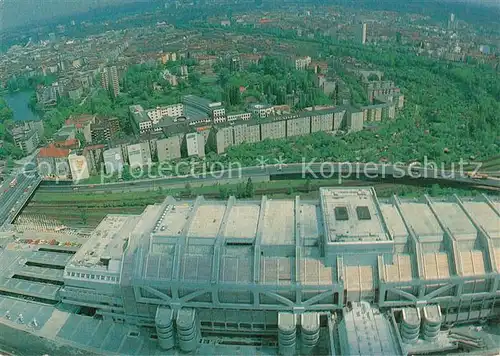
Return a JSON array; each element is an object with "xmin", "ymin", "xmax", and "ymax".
[
  {"xmin": 245, "ymin": 177, "xmax": 255, "ymax": 198},
  {"xmin": 305, "ymin": 178, "xmax": 312, "ymax": 193},
  {"xmin": 185, "ymin": 182, "xmax": 192, "ymax": 197},
  {"xmin": 236, "ymin": 183, "xmax": 246, "ymax": 198},
  {"xmin": 219, "ymin": 186, "xmax": 229, "ymax": 199},
  {"xmin": 80, "ymin": 209, "xmax": 88, "ymax": 225}
]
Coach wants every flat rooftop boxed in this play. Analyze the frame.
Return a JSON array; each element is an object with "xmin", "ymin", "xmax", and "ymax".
[
  {"xmin": 399, "ymin": 202, "xmax": 443, "ymax": 240},
  {"xmin": 320, "ymin": 188, "xmax": 387, "ymax": 242},
  {"xmin": 432, "ymin": 202, "xmax": 476, "ymax": 239},
  {"xmin": 155, "ymin": 203, "xmax": 192, "ymax": 236},
  {"xmin": 299, "ymin": 203, "xmax": 321, "ymax": 239},
  {"xmin": 261, "ymin": 200, "xmax": 295, "ymax": 245},
  {"xmin": 68, "ymin": 215, "xmax": 137, "ymax": 270},
  {"xmin": 187, "ymin": 204, "xmax": 226, "ymax": 238},
  {"xmin": 224, "ymin": 204, "xmax": 260, "ymax": 239}
]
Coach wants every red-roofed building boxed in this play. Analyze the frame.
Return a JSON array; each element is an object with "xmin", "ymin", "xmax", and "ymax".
[{"xmin": 37, "ymin": 144, "xmax": 71, "ymax": 177}]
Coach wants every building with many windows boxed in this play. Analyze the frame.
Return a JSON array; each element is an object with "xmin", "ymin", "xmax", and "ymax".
[
  {"xmin": 183, "ymin": 95, "xmax": 226, "ymax": 123},
  {"xmin": 0, "ymin": 187, "xmax": 498, "ymax": 355}
]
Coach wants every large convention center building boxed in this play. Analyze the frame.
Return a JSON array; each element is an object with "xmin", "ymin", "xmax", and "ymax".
[{"xmin": 0, "ymin": 187, "xmax": 499, "ymax": 355}]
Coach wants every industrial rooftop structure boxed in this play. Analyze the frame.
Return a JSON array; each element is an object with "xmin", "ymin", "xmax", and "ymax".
[{"xmin": 0, "ymin": 187, "xmax": 499, "ymax": 355}]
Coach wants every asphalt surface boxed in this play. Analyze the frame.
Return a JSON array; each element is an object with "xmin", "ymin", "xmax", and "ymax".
[
  {"xmin": 38, "ymin": 163, "xmax": 500, "ymax": 193},
  {"xmin": 0, "ymin": 172, "xmax": 41, "ymax": 228}
]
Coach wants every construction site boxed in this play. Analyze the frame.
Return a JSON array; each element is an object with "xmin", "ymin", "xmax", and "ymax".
[{"xmin": 0, "ymin": 186, "xmax": 499, "ymax": 355}]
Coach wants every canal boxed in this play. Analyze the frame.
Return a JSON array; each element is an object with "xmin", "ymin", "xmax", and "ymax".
[{"xmin": 2, "ymin": 91, "xmax": 40, "ymax": 122}]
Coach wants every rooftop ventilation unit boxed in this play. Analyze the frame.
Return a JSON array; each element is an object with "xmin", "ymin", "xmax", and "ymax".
[
  {"xmin": 334, "ymin": 206, "xmax": 349, "ymax": 221},
  {"xmin": 356, "ymin": 206, "xmax": 371, "ymax": 220}
]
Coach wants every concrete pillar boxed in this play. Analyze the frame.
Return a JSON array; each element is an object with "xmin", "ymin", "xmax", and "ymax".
[
  {"xmin": 278, "ymin": 312, "xmax": 296, "ymax": 356},
  {"xmin": 155, "ymin": 306, "xmax": 175, "ymax": 350},
  {"xmin": 176, "ymin": 308, "xmax": 199, "ymax": 352},
  {"xmin": 300, "ymin": 313, "xmax": 320, "ymax": 354}
]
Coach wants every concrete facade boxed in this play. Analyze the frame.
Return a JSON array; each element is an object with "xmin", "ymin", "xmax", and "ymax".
[
  {"xmin": 286, "ymin": 116, "xmax": 311, "ymax": 137},
  {"xmin": 68, "ymin": 153, "xmax": 90, "ymax": 182},
  {"xmin": 347, "ymin": 109, "xmax": 364, "ymax": 132},
  {"xmin": 215, "ymin": 127, "xmax": 234, "ymax": 154},
  {"xmin": 261, "ymin": 120, "xmax": 286, "ymax": 141},
  {"xmin": 233, "ymin": 123, "xmax": 261, "ymax": 145},
  {"xmin": 127, "ymin": 142, "xmax": 152, "ymax": 168},
  {"xmin": 156, "ymin": 136, "xmax": 182, "ymax": 162},
  {"xmin": 103, "ymin": 147, "xmax": 124, "ymax": 175},
  {"xmin": 185, "ymin": 132, "xmax": 205, "ymax": 158}
]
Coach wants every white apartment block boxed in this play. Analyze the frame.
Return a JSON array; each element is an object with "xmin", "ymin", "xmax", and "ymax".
[
  {"xmin": 128, "ymin": 142, "xmax": 152, "ymax": 168},
  {"xmin": 212, "ymin": 107, "xmax": 226, "ymax": 123},
  {"xmin": 147, "ymin": 104, "xmax": 184, "ymax": 124},
  {"xmin": 295, "ymin": 56, "xmax": 312, "ymax": 70},
  {"xmin": 185, "ymin": 132, "xmax": 205, "ymax": 158},
  {"xmin": 227, "ymin": 112, "xmax": 252, "ymax": 122},
  {"xmin": 249, "ymin": 104, "xmax": 275, "ymax": 119}
]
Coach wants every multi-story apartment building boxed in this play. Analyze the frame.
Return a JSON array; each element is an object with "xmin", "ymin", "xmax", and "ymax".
[
  {"xmin": 90, "ymin": 116, "xmax": 120, "ymax": 143},
  {"xmin": 83, "ymin": 144, "xmax": 105, "ymax": 175},
  {"xmin": 358, "ymin": 23, "xmax": 368, "ymax": 45},
  {"xmin": 364, "ymin": 80, "xmax": 402, "ymax": 104},
  {"xmin": 295, "ymin": 56, "xmax": 312, "ymax": 70},
  {"xmin": 248, "ymin": 103, "xmax": 275, "ymax": 119},
  {"xmin": 233, "ymin": 122, "xmax": 261, "ymax": 145},
  {"xmin": 127, "ymin": 142, "xmax": 152, "ymax": 168},
  {"xmin": 147, "ymin": 104, "xmax": 184, "ymax": 124},
  {"xmin": 227, "ymin": 112, "xmax": 251, "ymax": 122},
  {"xmin": 37, "ymin": 144, "xmax": 70, "ymax": 177},
  {"xmin": 286, "ymin": 116, "xmax": 311, "ymax": 137},
  {"xmin": 333, "ymin": 110, "xmax": 347, "ymax": 130},
  {"xmin": 156, "ymin": 136, "xmax": 182, "ymax": 162},
  {"xmin": 130, "ymin": 105, "xmax": 152, "ymax": 134},
  {"xmin": 101, "ymin": 66, "xmax": 120, "ymax": 97},
  {"xmin": 310, "ymin": 110, "xmax": 335, "ymax": 133},
  {"xmin": 103, "ymin": 147, "xmax": 124, "ymax": 175},
  {"xmin": 36, "ymin": 82, "xmax": 64, "ymax": 106},
  {"xmin": 261, "ymin": 119, "xmax": 286, "ymax": 141},
  {"xmin": 68, "ymin": 153, "xmax": 90, "ymax": 182},
  {"xmin": 214, "ymin": 127, "xmax": 234, "ymax": 154},
  {"xmin": 185, "ymin": 132, "xmax": 205, "ymax": 158},
  {"xmin": 347, "ymin": 108, "xmax": 364, "ymax": 132},
  {"xmin": 11, "ymin": 126, "xmax": 40, "ymax": 155}
]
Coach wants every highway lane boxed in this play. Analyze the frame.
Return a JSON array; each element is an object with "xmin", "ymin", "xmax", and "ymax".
[
  {"xmin": 0, "ymin": 172, "xmax": 41, "ymax": 227},
  {"xmin": 37, "ymin": 163, "xmax": 500, "ymax": 193}
]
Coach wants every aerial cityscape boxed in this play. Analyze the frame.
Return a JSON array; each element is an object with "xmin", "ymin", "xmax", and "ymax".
[{"xmin": 0, "ymin": 0, "xmax": 499, "ymax": 355}]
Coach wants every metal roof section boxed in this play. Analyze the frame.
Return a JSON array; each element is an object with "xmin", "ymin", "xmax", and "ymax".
[
  {"xmin": 430, "ymin": 201, "xmax": 477, "ymax": 240},
  {"xmin": 422, "ymin": 252, "xmax": 450, "ymax": 280},
  {"xmin": 320, "ymin": 188, "xmax": 388, "ymax": 243},
  {"xmin": 339, "ymin": 302, "xmax": 401, "ymax": 355},
  {"xmin": 383, "ymin": 254, "xmax": 413, "ymax": 283},
  {"xmin": 299, "ymin": 258, "xmax": 333, "ymax": 286},
  {"xmin": 461, "ymin": 201, "xmax": 499, "ymax": 236},
  {"xmin": 379, "ymin": 204, "xmax": 408, "ymax": 242},
  {"xmin": 398, "ymin": 202, "xmax": 443, "ymax": 241}
]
